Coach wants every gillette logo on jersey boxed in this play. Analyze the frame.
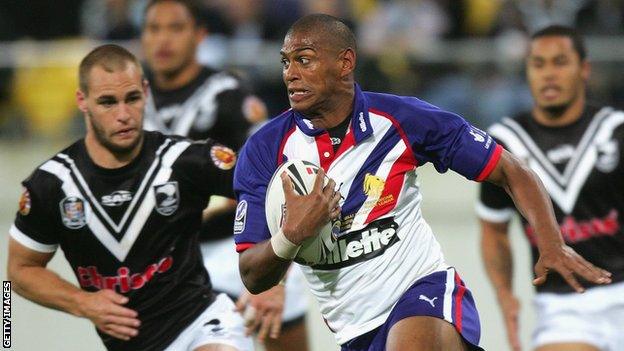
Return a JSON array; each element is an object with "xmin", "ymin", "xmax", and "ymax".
[{"xmin": 313, "ymin": 217, "xmax": 399, "ymax": 270}]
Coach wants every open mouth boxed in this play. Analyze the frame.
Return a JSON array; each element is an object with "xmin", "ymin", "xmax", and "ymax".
[
  {"xmin": 288, "ymin": 89, "xmax": 311, "ymax": 102},
  {"xmin": 540, "ymin": 85, "xmax": 563, "ymax": 100}
]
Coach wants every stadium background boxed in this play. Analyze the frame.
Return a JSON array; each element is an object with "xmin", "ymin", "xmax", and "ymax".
[{"xmin": 0, "ymin": 1, "xmax": 622, "ymax": 350}]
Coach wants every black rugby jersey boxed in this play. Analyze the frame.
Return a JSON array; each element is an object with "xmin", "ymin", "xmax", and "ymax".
[
  {"xmin": 144, "ymin": 66, "xmax": 253, "ymax": 242},
  {"xmin": 144, "ymin": 66, "xmax": 251, "ymax": 150},
  {"xmin": 478, "ymin": 106, "xmax": 624, "ymax": 293},
  {"xmin": 10, "ymin": 131, "xmax": 237, "ymax": 350}
]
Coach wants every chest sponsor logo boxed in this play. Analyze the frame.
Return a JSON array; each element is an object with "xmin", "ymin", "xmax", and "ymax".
[
  {"xmin": 154, "ymin": 182, "xmax": 179, "ymax": 216},
  {"xmin": 77, "ymin": 256, "xmax": 173, "ymax": 293},
  {"xmin": 18, "ymin": 188, "xmax": 31, "ymax": 216},
  {"xmin": 59, "ymin": 196, "xmax": 86, "ymax": 229},
  {"xmin": 101, "ymin": 190, "xmax": 133, "ymax": 207},
  {"xmin": 233, "ymin": 200, "xmax": 247, "ymax": 234},
  {"xmin": 210, "ymin": 145, "xmax": 236, "ymax": 170},
  {"xmin": 524, "ymin": 209, "xmax": 620, "ymax": 245},
  {"xmin": 312, "ymin": 217, "xmax": 399, "ymax": 270}
]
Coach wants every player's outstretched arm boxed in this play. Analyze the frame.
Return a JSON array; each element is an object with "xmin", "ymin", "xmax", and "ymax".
[
  {"xmin": 485, "ymin": 150, "xmax": 612, "ymax": 292},
  {"xmin": 7, "ymin": 238, "xmax": 140, "ymax": 340},
  {"xmin": 239, "ymin": 169, "xmax": 341, "ymax": 293},
  {"xmin": 480, "ymin": 219, "xmax": 521, "ymax": 351}
]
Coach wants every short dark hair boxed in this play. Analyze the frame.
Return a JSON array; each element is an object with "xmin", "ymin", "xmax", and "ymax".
[
  {"xmin": 143, "ymin": 0, "xmax": 204, "ymax": 27},
  {"xmin": 79, "ymin": 44, "xmax": 143, "ymax": 94},
  {"xmin": 531, "ymin": 25, "xmax": 587, "ymax": 61},
  {"xmin": 286, "ymin": 14, "xmax": 356, "ymax": 53}
]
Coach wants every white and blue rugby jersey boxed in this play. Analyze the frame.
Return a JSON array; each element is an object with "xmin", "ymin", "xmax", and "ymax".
[{"xmin": 234, "ymin": 84, "xmax": 502, "ymax": 344}]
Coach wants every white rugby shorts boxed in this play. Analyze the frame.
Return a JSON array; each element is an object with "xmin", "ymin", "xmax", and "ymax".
[
  {"xmin": 165, "ymin": 293, "xmax": 253, "ymax": 350},
  {"xmin": 532, "ymin": 281, "xmax": 624, "ymax": 350}
]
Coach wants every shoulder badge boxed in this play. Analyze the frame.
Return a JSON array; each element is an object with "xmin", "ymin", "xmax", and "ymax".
[
  {"xmin": 210, "ymin": 145, "xmax": 236, "ymax": 170},
  {"xmin": 18, "ymin": 187, "xmax": 31, "ymax": 216}
]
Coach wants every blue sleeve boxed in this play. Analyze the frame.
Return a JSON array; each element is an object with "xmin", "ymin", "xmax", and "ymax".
[
  {"xmin": 400, "ymin": 99, "xmax": 501, "ymax": 180},
  {"xmin": 232, "ymin": 136, "xmax": 276, "ymax": 250}
]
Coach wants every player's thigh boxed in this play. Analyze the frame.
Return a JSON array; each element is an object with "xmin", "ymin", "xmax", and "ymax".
[
  {"xmin": 386, "ymin": 315, "xmax": 469, "ymax": 351},
  {"xmin": 264, "ymin": 318, "xmax": 309, "ymax": 351},
  {"xmin": 194, "ymin": 344, "xmax": 240, "ymax": 351},
  {"xmin": 535, "ymin": 343, "xmax": 600, "ymax": 351}
]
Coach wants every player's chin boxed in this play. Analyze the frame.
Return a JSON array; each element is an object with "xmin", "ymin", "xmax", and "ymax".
[
  {"xmin": 110, "ymin": 132, "xmax": 142, "ymax": 151},
  {"xmin": 541, "ymin": 100, "xmax": 572, "ymax": 114},
  {"xmin": 152, "ymin": 62, "xmax": 180, "ymax": 76},
  {"xmin": 289, "ymin": 101, "xmax": 318, "ymax": 117}
]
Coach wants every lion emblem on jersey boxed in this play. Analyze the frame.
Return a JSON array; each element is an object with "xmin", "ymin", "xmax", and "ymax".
[
  {"xmin": 59, "ymin": 196, "xmax": 86, "ymax": 229},
  {"xmin": 154, "ymin": 182, "xmax": 179, "ymax": 216},
  {"xmin": 210, "ymin": 145, "xmax": 236, "ymax": 170},
  {"xmin": 363, "ymin": 173, "xmax": 385, "ymax": 198}
]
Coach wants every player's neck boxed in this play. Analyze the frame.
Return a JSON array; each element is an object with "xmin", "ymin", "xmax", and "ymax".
[
  {"xmin": 154, "ymin": 62, "xmax": 202, "ymax": 91},
  {"xmin": 533, "ymin": 94, "xmax": 586, "ymax": 127},
  {"xmin": 84, "ymin": 134, "xmax": 144, "ymax": 169},
  {"xmin": 308, "ymin": 88, "xmax": 355, "ymax": 130}
]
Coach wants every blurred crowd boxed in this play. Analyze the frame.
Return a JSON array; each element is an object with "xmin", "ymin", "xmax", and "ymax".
[{"xmin": 1, "ymin": 0, "xmax": 624, "ymax": 139}]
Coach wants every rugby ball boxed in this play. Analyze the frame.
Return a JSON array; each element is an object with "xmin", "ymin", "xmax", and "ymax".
[{"xmin": 265, "ymin": 159, "xmax": 338, "ymax": 266}]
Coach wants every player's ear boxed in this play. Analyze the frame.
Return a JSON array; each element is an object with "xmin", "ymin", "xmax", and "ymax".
[
  {"xmin": 76, "ymin": 89, "xmax": 88, "ymax": 114},
  {"xmin": 195, "ymin": 26, "xmax": 207, "ymax": 45},
  {"xmin": 142, "ymin": 79, "xmax": 150, "ymax": 97},
  {"xmin": 340, "ymin": 48, "xmax": 356, "ymax": 78}
]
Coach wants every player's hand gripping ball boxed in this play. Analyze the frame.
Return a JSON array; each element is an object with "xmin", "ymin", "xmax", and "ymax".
[{"xmin": 265, "ymin": 159, "xmax": 339, "ymax": 265}]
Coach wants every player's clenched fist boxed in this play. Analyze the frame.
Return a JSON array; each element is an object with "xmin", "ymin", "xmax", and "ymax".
[{"xmin": 74, "ymin": 289, "xmax": 140, "ymax": 341}]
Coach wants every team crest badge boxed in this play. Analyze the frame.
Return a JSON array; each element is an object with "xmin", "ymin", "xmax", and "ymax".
[
  {"xmin": 18, "ymin": 187, "xmax": 31, "ymax": 216},
  {"xmin": 210, "ymin": 145, "xmax": 236, "ymax": 170},
  {"xmin": 363, "ymin": 173, "xmax": 385, "ymax": 198},
  {"xmin": 596, "ymin": 139, "xmax": 619, "ymax": 173},
  {"xmin": 154, "ymin": 181, "xmax": 179, "ymax": 216},
  {"xmin": 59, "ymin": 196, "xmax": 87, "ymax": 229}
]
